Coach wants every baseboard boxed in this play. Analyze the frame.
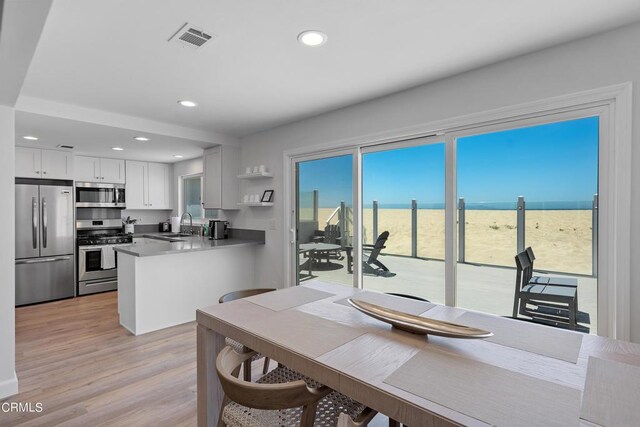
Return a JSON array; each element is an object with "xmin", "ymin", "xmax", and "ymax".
[{"xmin": 0, "ymin": 372, "xmax": 18, "ymax": 399}]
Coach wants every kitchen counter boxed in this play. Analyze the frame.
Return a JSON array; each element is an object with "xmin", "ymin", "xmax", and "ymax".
[
  {"xmin": 115, "ymin": 235, "xmax": 263, "ymax": 257},
  {"xmin": 116, "ymin": 228, "xmax": 265, "ymax": 336}
]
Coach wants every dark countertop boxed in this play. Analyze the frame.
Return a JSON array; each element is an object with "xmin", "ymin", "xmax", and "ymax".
[{"xmin": 114, "ymin": 233, "xmax": 264, "ymax": 257}]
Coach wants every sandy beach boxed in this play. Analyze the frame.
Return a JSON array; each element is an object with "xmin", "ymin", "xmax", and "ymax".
[{"xmin": 318, "ymin": 208, "xmax": 594, "ymax": 275}]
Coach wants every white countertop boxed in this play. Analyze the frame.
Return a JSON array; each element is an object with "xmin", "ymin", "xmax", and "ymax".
[{"xmin": 114, "ymin": 234, "xmax": 263, "ymax": 257}]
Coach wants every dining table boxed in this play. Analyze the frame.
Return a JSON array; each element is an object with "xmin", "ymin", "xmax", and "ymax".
[{"xmin": 196, "ymin": 281, "xmax": 640, "ymax": 426}]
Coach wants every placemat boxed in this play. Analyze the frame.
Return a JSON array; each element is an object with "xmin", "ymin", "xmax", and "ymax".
[
  {"xmin": 580, "ymin": 356, "xmax": 640, "ymax": 426},
  {"xmin": 384, "ymin": 348, "xmax": 581, "ymax": 427},
  {"xmin": 242, "ymin": 309, "xmax": 366, "ymax": 358},
  {"xmin": 245, "ymin": 286, "xmax": 334, "ymax": 311},
  {"xmin": 456, "ymin": 311, "xmax": 583, "ymax": 363},
  {"xmin": 334, "ymin": 291, "xmax": 435, "ymax": 315}
]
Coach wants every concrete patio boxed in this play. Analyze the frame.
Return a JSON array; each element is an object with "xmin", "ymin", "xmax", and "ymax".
[{"xmin": 299, "ymin": 252, "xmax": 598, "ymax": 332}]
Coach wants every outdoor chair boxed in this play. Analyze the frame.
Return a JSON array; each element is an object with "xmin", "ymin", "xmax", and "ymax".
[
  {"xmin": 216, "ymin": 346, "xmax": 377, "ymax": 427},
  {"xmin": 298, "ymin": 248, "xmax": 313, "ymax": 280},
  {"xmin": 524, "ymin": 247, "xmax": 591, "ymax": 327},
  {"xmin": 344, "ymin": 231, "xmax": 396, "ymax": 277},
  {"xmin": 525, "ymin": 247, "xmax": 578, "ymax": 288},
  {"xmin": 513, "ymin": 250, "xmax": 579, "ymax": 330},
  {"xmin": 312, "ymin": 224, "xmax": 343, "ymax": 261},
  {"xmin": 219, "ymin": 289, "xmax": 277, "ymax": 380}
]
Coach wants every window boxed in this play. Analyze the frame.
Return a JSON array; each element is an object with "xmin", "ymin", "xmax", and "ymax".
[{"xmin": 182, "ymin": 175, "xmax": 204, "ymax": 220}]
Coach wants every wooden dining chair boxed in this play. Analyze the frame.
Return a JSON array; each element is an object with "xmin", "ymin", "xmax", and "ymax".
[
  {"xmin": 216, "ymin": 346, "xmax": 377, "ymax": 427},
  {"xmin": 219, "ymin": 288, "xmax": 277, "ymax": 380}
]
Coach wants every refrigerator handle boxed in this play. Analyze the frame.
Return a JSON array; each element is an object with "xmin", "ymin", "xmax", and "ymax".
[
  {"xmin": 32, "ymin": 197, "xmax": 38, "ymax": 249},
  {"xmin": 42, "ymin": 197, "xmax": 48, "ymax": 249},
  {"xmin": 16, "ymin": 256, "xmax": 71, "ymax": 265}
]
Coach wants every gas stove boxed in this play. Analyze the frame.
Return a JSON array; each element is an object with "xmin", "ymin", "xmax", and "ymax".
[{"xmin": 77, "ymin": 232, "xmax": 133, "ymax": 246}]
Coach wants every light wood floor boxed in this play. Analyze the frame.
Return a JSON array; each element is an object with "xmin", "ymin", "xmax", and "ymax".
[
  {"xmin": 2, "ymin": 292, "xmax": 197, "ymax": 427},
  {"xmin": 2, "ymin": 292, "xmax": 389, "ymax": 427}
]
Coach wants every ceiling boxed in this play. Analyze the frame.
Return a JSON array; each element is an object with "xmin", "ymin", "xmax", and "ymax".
[
  {"xmin": 15, "ymin": 112, "xmax": 211, "ymax": 162},
  {"xmin": 16, "ymin": 0, "xmax": 640, "ymax": 140}
]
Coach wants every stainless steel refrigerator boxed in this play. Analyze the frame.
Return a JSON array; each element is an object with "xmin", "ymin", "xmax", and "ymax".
[{"xmin": 15, "ymin": 179, "xmax": 75, "ymax": 306}]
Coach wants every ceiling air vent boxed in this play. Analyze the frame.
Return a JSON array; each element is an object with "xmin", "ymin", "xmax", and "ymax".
[
  {"xmin": 57, "ymin": 144, "xmax": 74, "ymax": 150},
  {"xmin": 168, "ymin": 23, "xmax": 215, "ymax": 49}
]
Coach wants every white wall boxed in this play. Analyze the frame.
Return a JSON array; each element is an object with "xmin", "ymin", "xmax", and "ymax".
[
  {"xmin": 0, "ymin": 105, "xmax": 17, "ymax": 398},
  {"xmin": 232, "ymin": 22, "xmax": 640, "ymax": 342}
]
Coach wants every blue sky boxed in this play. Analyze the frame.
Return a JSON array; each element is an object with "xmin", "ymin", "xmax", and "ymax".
[{"xmin": 298, "ymin": 116, "xmax": 598, "ymax": 208}]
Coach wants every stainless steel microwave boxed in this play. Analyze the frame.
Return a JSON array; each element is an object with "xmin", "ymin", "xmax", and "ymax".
[{"xmin": 75, "ymin": 182, "xmax": 126, "ymax": 208}]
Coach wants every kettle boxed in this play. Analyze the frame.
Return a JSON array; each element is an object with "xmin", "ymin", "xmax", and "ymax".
[{"xmin": 209, "ymin": 220, "xmax": 229, "ymax": 240}]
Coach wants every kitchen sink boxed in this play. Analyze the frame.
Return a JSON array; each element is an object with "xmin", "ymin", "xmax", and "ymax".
[{"xmin": 144, "ymin": 233, "xmax": 192, "ymax": 242}]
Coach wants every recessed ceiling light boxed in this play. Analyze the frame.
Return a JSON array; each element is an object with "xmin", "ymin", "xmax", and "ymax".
[
  {"xmin": 112, "ymin": 147, "xmax": 124, "ymax": 151},
  {"xmin": 134, "ymin": 136, "xmax": 150, "ymax": 141},
  {"xmin": 178, "ymin": 100, "xmax": 197, "ymax": 108},
  {"xmin": 173, "ymin": 155, "xmax": 184, "ymax": 159},
  {"xmin": 23, "ymin": 136, "xmax": 39, "ymax": 141},
  {"xmin": 298, "ymin": 30, "xmax": 327, "ymax": 47}
]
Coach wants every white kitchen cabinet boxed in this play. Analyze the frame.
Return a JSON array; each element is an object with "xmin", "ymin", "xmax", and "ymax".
[
  {"xmin": 203, "ymin": 146, "xmax": 239, "ymax": 210},
  {"xmin": 99, "ymin": 158, "xmax": 126, "ymax": 184},
  {"xmin": 16, "ymin": 147, "xmax": 73, "ymax": 180},
  {"xmin": 125, "ymin": 160, "xmax": 147, "ymax": 209},
  {"xmin": 74, "ymin": 156, "xmax": 100, "ymax": 182},
  {"xmin": 74, "ymin": 156, "xmax": 125, "ymax": 183},
  {"xmin": 42, "ymin": 150, "xmax": 73, "ymax": 180},
  {"xmin": 125, "ymin": 160, "xmax": 172, "ymax": 210},
  {"xmin": 15, "ymin": 147, "xmax": 42, "ymax": 178},
  {"xmin": 147, "ymin": 162, "xmax": 171, "ymax": 209}
]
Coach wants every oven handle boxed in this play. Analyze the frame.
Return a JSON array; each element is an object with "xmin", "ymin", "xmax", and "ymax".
[{"xmin": 79, "ymin": 244, "xmax": 130, "ymax": 252}]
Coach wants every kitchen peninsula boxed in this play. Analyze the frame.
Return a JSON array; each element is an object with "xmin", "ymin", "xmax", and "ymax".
[{"xmin": 115, "ymin": 230, "xmax": 264, "ymax": 335}]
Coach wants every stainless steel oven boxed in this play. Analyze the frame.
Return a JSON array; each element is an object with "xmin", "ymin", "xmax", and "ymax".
[
  {"xmin": 77, "ymin": 239, "xmax": 131, "ymax": 295},
  {"xmin": 75, "ymin": 182, "xmax": 126, "ymax": 208},
  {"xmin": 77, "ymin": 229, "xmax": 133, "ymax": 295}
]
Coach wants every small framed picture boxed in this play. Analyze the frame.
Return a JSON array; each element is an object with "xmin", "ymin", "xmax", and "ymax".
[{"xmin": 261, "ymin": 190, "xmax": 274, "ymax": 202}]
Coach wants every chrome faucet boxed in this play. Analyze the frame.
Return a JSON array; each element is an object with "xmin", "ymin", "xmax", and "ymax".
[{"xmin": 180, "ymin": 212, "xmax": 193, "ymax": 235}]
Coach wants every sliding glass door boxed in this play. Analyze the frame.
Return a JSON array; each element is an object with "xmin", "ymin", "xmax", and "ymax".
[
  {"xmin": 455, "ymin": 115, "xmax": 600, "ymax": 332},
  {"xmin": 294, "ymin": 153, "xmax": 354, "ymax": 286},
  {"xmin": 288, "ymin": 107, "xmax": 606, "ymax": 335},
  {"xmin": 361, "ymin": 137, "xmax": 446, "ymax": 303}
]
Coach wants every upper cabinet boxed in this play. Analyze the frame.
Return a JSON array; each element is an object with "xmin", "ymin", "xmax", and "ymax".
[
  {"xmin": 125, "ymin": 160, "xmax": 172, "ymax": 210},
  {"xmin": 100, "ymin": 158, "xmax": 126, "ymax": 184},
  {"xmin": 203, "ymin": 146, "xmax": 239, "ymax": 210},
  {"xmin": 75, "ymin": 156, "xmax": 125, "ymax": 184},
  {"xmin": 16, "ymin": 147, "xmax": 73, "ymax": 180},
  {"xmin": 74, "ymin": 156, "xmax": 99, "ymax": 182},
  {"xmin": 147, "ymin": 162, "xmax": 172, "ymax": 209}
]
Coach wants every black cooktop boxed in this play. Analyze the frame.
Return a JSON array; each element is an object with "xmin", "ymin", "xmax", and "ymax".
[{"xmin": 77, "ymin": 232, "xmax": 133, "ymax": 246}]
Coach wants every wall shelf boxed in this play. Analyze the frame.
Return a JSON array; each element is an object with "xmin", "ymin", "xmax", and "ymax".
[
  {"xmin": 238, "ymin": 202, "xmax": 274, "ymax": 207},
  {"xmin": 237, "ymin": 172, "xmax": 273, "ymax": 179}
]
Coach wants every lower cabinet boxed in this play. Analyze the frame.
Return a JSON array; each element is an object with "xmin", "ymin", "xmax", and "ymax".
[{"xmin": 125, "ymin": 161, "xmax": 172, "ymax": 210}]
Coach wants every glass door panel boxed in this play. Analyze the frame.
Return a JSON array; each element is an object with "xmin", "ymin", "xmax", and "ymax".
[
  {"xmin": 295, "ymin": 155, "xmax": 354, "ymax": 286},
  {"xmin": 361, "ymin": 140, "xmax": 445, "ymax": 303},
  {"xmin": 456, "ymin": 116, "xmax": 599, "ymax": 332}
]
